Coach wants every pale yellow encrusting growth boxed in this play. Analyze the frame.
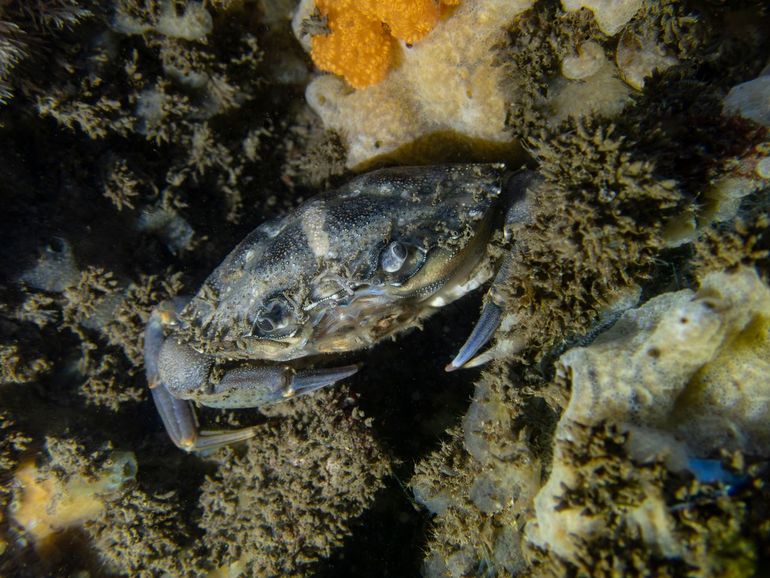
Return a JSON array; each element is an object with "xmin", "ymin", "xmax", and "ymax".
[
  {"xmin": 527, "ymin": 267, "xmax": 770, "ymax": 560},
  {"xmin": 299, "ymin": 0, "xmax": 534, "ymax": 168},
  {"xmin": 12, "ymin": 448, "xmax": 137, "ymax": 544},
  {"xmin": 561, "ymin": 0, "xmax": 642, "ymax": 35}
]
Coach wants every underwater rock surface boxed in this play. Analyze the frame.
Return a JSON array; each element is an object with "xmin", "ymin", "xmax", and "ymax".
[
  {"xmin": 1, "ymin": 0, "xmax": 770, "ymax": 577},
  {"xmin": 529, "ymin": 266, "xmax": 770, "ymax": 563}
]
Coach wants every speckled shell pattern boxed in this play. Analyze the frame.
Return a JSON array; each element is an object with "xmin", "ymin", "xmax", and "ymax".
[{"xmin": 176, "ymin": 164, "xmax": 505, "ymax": 359}]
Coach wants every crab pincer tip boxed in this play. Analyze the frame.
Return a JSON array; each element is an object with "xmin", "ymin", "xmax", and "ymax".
[{"xmin": 444, "ymin": 361, "xmax": 461, "ymax": 372}]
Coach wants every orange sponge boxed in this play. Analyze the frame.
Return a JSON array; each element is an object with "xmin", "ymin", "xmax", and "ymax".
[
  {"xmin": 311, "ymin": 0, "xmax": 394, "ymax": 90},
  {"xmin": 310, "ymin": 0, "xmax": 460, "ymax": 89}
]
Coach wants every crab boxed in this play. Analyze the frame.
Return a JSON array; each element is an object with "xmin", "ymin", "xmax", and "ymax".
[{"xmin": 144, "ymin": 164, "xmax": 540, "ymax": 451}]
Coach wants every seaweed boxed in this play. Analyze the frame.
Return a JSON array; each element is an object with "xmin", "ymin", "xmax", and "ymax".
[
  {"xmin": 0, "ymin": 343, "xmax": 51, "ymax": 385},
  {"xmin": 0, "ymin": 0, "xmax": 98, "ymax": 105},
  {"xmin": 501, "ymin": 0, "xmax": 601, "ymax": 139},
  {"xmin": 30, "ymin": 2, "xmax": 276, "ymax": 224},
  {"xmin": 691, "ymin": 212, "xmax": 770, "ymax": 281},
  {"xmin": 198, "ymin": 390, "xmax": 391, "ymax": 576},
  {"xmin": 84, "ymin": 487, "xmax": 202, "ymax": 577}
]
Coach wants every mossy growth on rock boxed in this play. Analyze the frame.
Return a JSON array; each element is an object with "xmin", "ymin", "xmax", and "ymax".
[
  {"xmin": 496, "ymin": 119, "xmax": 683, "ymax": 361},
  {"xmin": 411, "ymin": 368, "xmax": 559, "ymax": 578},
  {"xmin": 411, "ymin": 427, "xmax": 490, "ymax": 576},
  {"xmin": 9, "ymin": 264, "xmax": 185, "ymax": 412},
  {"xmin": 525, "ymin": 422, "xmax": 770, "ymax": 578},
  {"xmin": 198, "ymin": 389, "xmax": 391, "ymax": 576},
  {"xmin": 84, "ymin": 486, "xmax": 202, "ymax": 578},
  {"xmin": 0, "ymin": 1, "xmax": 98, "ymax": 107},
  {"xmin": 691, "ymin": 211, "xmax": 770, "ymax": 282},
  {"xmin": 0, "ymin": 411, "xmax": 31, "ymax": 567},
  {"xmin": 500, "ymin": 0, "xmax": 712, "ymax": 139},
  {"xmin": 501, "ymin": 0, "xmax": 601, "ymax": 139}
]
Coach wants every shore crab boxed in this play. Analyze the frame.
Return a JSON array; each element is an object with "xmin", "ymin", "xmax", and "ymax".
[{"xmin": 145, "ymin": 164, "xmax": 539, "ymax": 451}]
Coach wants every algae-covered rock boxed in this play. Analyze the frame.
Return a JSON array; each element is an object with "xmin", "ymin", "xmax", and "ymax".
[
  {"xmin": 11, "ymin": 438, "xmax": 136, "ymax": 545},
  {"xmin": 411, "ymin": 373, "xmax": 547, "ymax": 578},
  {"xmin": 561, "ymin": 267, "xmax": 770, "ymax": 456},
  {"xmin": 528, "ymin": 266, "xmax": 770, "ymax": 561},
  {"xmin": 198, "ymin": 390, "xmax": 391, "ymax": 577},
  {"xmin": 413, "ymin": 269, "xmax": 770, "ymax": 577},
  {"xmin": 84, "ymin": 486, "xmax": 199, "ymax": 578}
]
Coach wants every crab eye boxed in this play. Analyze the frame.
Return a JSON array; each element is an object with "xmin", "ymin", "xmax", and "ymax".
[
  {"xmin": 379, "ymin": 240, "xmax": 427, "ymax": 286},
  {"xmin": 254, "ymin": 298, "xmax": 293, "ymax": 335},
  {"xmin": 380, "ymin": 241, "xmax": 407, "ymax": 273}
]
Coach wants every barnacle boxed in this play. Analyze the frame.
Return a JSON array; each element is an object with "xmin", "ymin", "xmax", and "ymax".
[{"xmin": 309, "ymin": 0, "xmax": 461, "ymax": 89}]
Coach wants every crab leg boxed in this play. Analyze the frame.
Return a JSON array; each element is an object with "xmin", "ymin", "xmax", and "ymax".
[
  {"xmin": 145, "ymin": 301, "xmax": 263, "ymax": 452},
  {"xmin": 211, "ymin": 364, "xmax": 359, "ymax": 406},
  {"xmin": 146, "ymin": 301, "xmax": 359, "ymax": 452},
  {"xmin": 446, "ymin": 170, "xmax": 542, "ymax": 371},
  {"xmin": 149, "ymin": 363, "xmax": 357, "ymax": 452},
  {"xmin": 148, "ymin": 385, "xmax": 262, "ymax": 452}
]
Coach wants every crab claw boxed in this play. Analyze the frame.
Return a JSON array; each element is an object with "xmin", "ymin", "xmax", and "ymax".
[
  {"xmin": 145, "ymin": 301, "xmax": 264, "ymax": 452},
  {"xmin": 445, "ymin": 301, "xmax": 503, "ymax": 372},
  {"xmin": 291, "ymin": 365, "xmax": 360, "ymax": 396},
  {"xmin": 147, "ymin": 299, "xmax": 359, "ymax": 452},
  {"xmin": 209, "ymin": 364, "xmax": 359, "ymax": 408},
  {"xmin": 446, "ymin": 252, "xmax": 512, "ymax": 372},
  {"xmin": 446, "ymin": 171, "xmax": 541, "ymax": 372},
  {"xmin": 148, "ymin": 360, "xmax": 358, "ymax": 452}
]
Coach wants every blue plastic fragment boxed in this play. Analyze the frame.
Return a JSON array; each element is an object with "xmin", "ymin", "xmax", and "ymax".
[{"xmin": 687, "ymin": 458, "xmax": 746, "ymax": 492}]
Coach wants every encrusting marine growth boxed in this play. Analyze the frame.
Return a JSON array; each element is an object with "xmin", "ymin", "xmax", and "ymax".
[
  {"xmin": 308, "ymin": 0, "xmax": 461, "ymax": 89},
  {"xmin": 1, "ymin": 0, "xmax": 769, "ymax": 575}
]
